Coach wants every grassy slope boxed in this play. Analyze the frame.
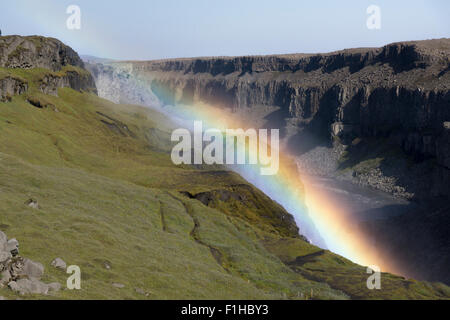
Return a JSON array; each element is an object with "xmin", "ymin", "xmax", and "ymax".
[{"xmin": 0, "ymin": 67, "xmax": 448, "ymax": 299}]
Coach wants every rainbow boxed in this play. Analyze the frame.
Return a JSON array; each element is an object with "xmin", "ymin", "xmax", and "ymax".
[
  {"xmin": 121, "ymin": 76, "xmax": 403, "ymax": 275},
  {"xmin": 5, "ymin": 2, "xmax": 402, "ymax": 273}
]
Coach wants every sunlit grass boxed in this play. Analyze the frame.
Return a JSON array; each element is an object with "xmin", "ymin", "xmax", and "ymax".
[{"xmin": 0, "ymin": 67, "xmax": 448, "ymax": 299}]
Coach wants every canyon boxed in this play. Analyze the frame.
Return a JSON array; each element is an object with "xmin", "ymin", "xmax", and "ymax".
[
  {"xmin": 87, "ymin": 39, "xmax": 450, "ymax": 201},
  {"xmin": 86, "ymin": 39, "xmax": 450, "ymax": 284},
  {"xmin": 0, "ymin": 35, "xmax": 449, "ymax": 299},
  {"xmin": 0, "ymin": 35, "xmax": 96, "ymax": 102}
]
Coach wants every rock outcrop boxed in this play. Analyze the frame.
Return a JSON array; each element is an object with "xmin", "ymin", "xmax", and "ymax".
[
  {"xmin": 0, "ymin": 35, "xmax": 84, "ymax": 71},
  {"xmin": 37, "ymin": 69, "xmax": 97, "ymax": 96},
  {"xmin": 0, "ymin": 230, "xmax": 61, "ymax": 296},
  {"xmin": 0, "ymin": 76, "xmax": 27, "ymax": 102},
  {"xmin": 51, "ymin": 258, "xmax": 67, "ymax": 271},
  {"xmin": 0, "ymin": 35, "xmax": 97, "ymax": 100}
]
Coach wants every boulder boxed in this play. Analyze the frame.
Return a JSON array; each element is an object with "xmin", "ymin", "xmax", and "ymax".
[
  {"xmin": 7, "ymin": 281, "xmax": 21, "ymax": 293},
  {"xmin": 0, "ymin": 270, "xmax": 11, "ymax": 284},
  {"xmin": 0, "ymin": 231, "xmax": 59, "ymax": 296},
  {"xmin": 9, "ymin": 257, "xmax": 25, "ymax": 279},
  {"xmin": 5, "ymin": 239, "xmax": 19, "ymax": 256},
  {"xmin": 24, "ymin": 199, "xmax": 40, "ymax": 209},
  {"xmin": 112, "ymin": 283, "xmax": 125, "ymax": 289},
  {"xmin": 51, "ymin": 258, "xmax": 67, "ymax": 271},
  {"xmin": 0, "ymin": 251, "xmax": 11, "ymax": 264},
  {"xmin": 8, "ymin": 279, "xmax": 49, "ymax": 295},
  {"xmin": 135, "ymin": 287, "xmax": 150, "ymax": 297},
  {"xmin": 21, "ymin": 259, "xmax": 44, "ymax": 280}
]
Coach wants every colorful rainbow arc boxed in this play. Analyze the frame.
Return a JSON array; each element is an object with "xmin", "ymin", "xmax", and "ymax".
[{"xmin": 119, "ymin": 73, "xmax": 403, "ymax": 275}]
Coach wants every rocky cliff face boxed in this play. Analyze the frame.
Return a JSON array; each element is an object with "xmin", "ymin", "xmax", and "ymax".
[
  {"xmin": 38, "ymin": 69, "xmax": 97, "ymax": 96},
  {"xmin": 0, "ymin": 36, "xmax": 96, "ymax": 100},
  {"xmin": 89, "ymin": 39, "xmax": 450, "ymax": 201},
  {"xmin": 0, "ymin": 35, "xmax": 85, "ymax": 71},
  {"xmin": 0, "ymin": 76, "xmax": 27, "ymax": 102}
]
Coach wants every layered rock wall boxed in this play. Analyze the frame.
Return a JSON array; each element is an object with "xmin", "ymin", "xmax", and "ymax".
[
  {"xmin": 0, "ymin": 35, "xmax": 85, "ymax": 71},
  {"xmin": 0, "ymin": 36, "xmax": 97, "ymax": 98},
  {"xmin": 89, "ymin": 39, "xmax": 450, "ymax": 200}
]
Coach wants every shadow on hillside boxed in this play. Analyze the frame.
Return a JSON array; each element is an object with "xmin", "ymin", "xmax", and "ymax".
[
  {"xmin": 336, "ymin": 137, "xmax": 439, "ymax": 202},
  {"xmin": 262, "ymin": 108, "xmax": 289, "ymax": 139},
  {"xmin": 287, "ymin": 129, "xmax": 330, "ymax": 156},
  {"xmin": 358, "ymin": 202, "xmax": 450, "ymax": 285}
]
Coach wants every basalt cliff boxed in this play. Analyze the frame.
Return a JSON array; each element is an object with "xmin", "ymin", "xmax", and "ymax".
[
  {"xmin": 4, "ymin": 35, "xmax": 450, "ymax": 299},
  {"xmin": 88, "ymin": 39, "xmax": 450, "ymax": 202},
  {"xmin": 0, "ymin": 36, "xmax": 96, "ymax": 102},
  {"xmin": 87, "ymin": 39, "xmax": 450, "ymax": 284}
]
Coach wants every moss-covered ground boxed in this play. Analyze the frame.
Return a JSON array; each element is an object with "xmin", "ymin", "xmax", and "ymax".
[{"xmin": 0, "ymin": 67, "xmax": 448, "ymax": 299}]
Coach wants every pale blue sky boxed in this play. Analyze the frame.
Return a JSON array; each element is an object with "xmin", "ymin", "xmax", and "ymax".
[{"xmin": 1, "ymin": 0, "xmax": 449, "ymax": 60}]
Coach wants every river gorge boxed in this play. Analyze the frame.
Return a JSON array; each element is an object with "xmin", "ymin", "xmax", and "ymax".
[{"xmin": 83, "ymin": 39, "xmax": 450, "ymax": 284}]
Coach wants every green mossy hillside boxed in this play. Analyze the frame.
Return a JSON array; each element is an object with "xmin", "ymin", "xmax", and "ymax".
[{"xmin": 0, "ymin": 67, "xmax": 448, "ymax": 299}]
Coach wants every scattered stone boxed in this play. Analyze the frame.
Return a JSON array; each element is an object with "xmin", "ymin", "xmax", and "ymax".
[
  {"xmin": 112, "ymin": 283, "xmax": 125, "ymax": 289},
  {"xmin": 8, "ymin": 281, "xmax": 21, "ymax": 294},
  {"xmin": 104, "ymin": 261, "xmax": 111, "ymax": 270},
  {"xmin": 51, "ymin": 258, "xmax": 67, "ymax": 271},
  {"xmin": 0, "ymin": 296, "xmax": 6, "ymax": 300},
  {"xmin": 8, "ymin": 279, "xmax": 49, "ymax": 295},
  {"xmin": 135, "ymin": 287, "xmax": 150, "ymax": 297},
  {"xmin": 24, "ymin": 198, "xmax": 40, "ymax": 209},
  {"xmin": 0, "ymin": 230, "xmax": 57, "ymax": 296},
  {"xmin": 21, "ymin": 259, "xmax": 44, "ymax": 280},
  {"xmin": 135, "ymin": 287, "xmax": 145, "ymax": 295}
]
